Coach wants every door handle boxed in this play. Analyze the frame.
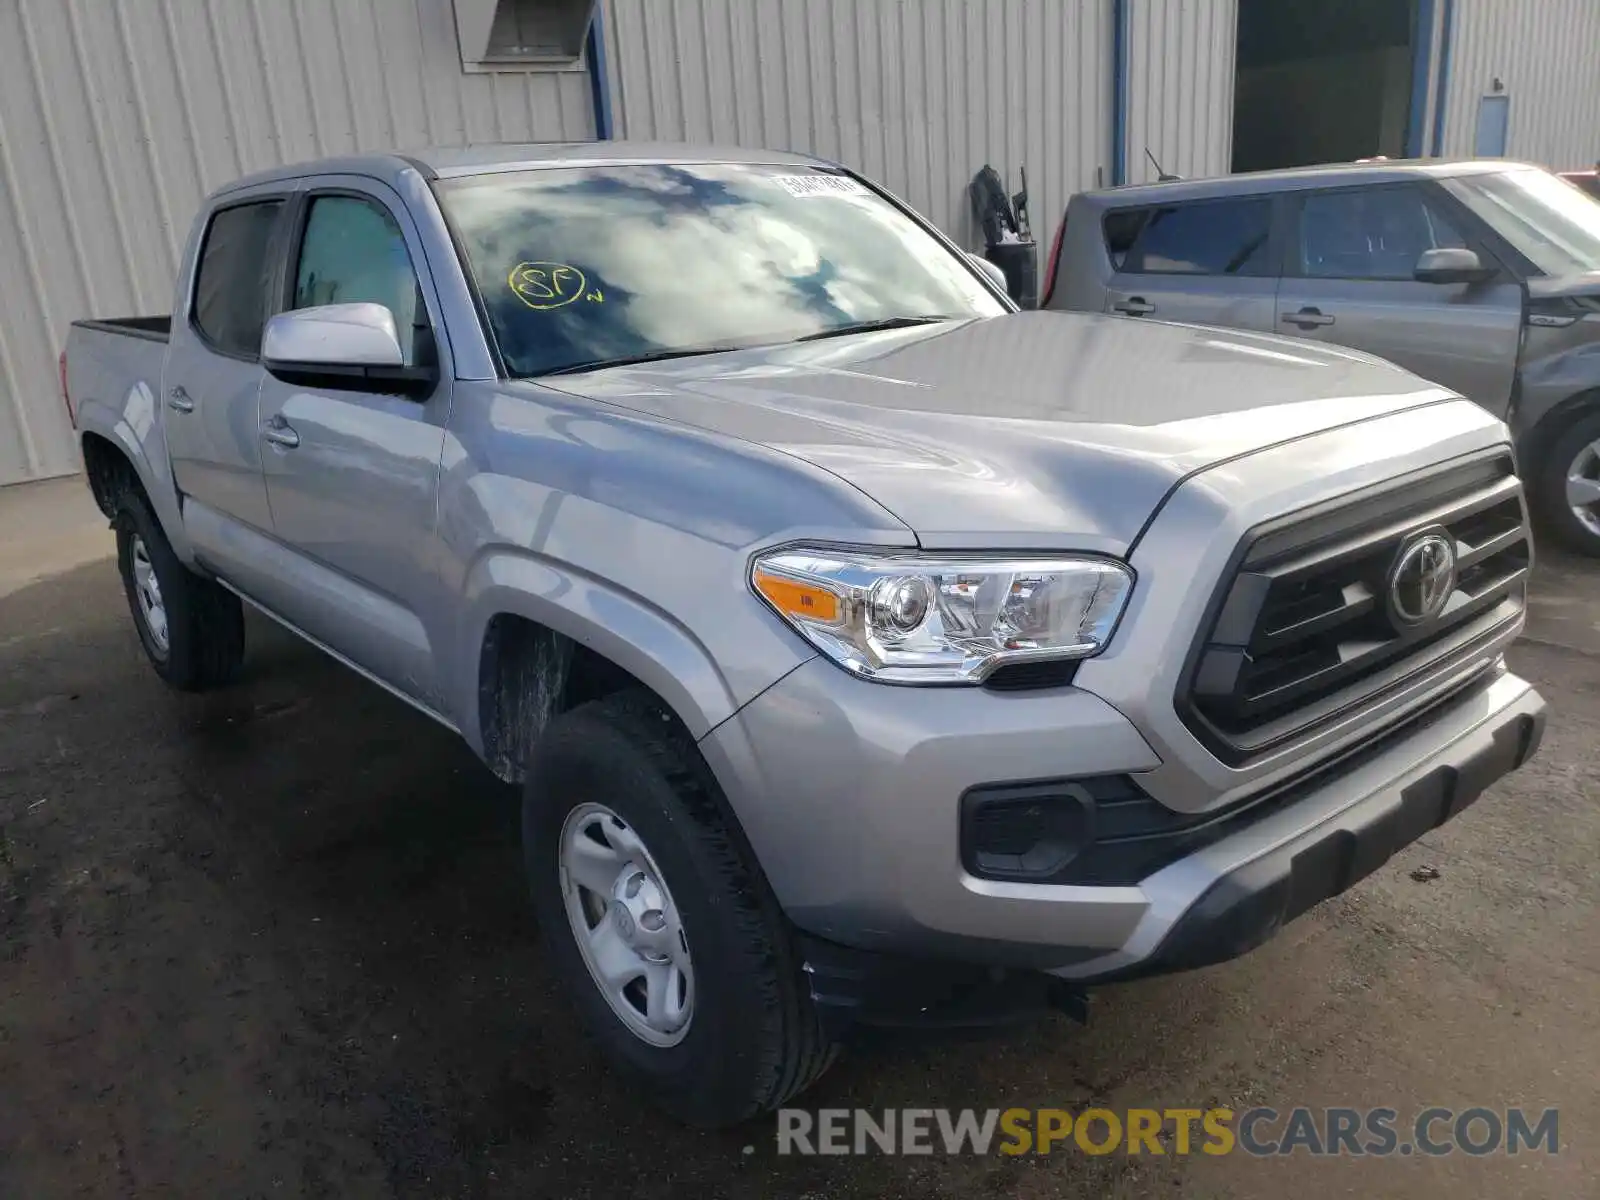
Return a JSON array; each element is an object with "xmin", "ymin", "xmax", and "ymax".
[
  {"xmin": 261, "ymin": 415, "xmax": 300, "ymax": 449},
  {"xmin": 166, "ymin": 386, "xmax": 194, "ymax": 413},
  {"xmin": 1282, "ymin": 307, "xmax": 1336, "ymax": 329},
  {"xmin": 1114, "ymin": 297, "xmax": 1156, "ymax": 316}
]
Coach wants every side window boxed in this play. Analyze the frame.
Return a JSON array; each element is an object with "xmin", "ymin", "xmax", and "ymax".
[
  {"xmin": 293, "ymin": 196, "xmax": 422, "ymax": 363},
  {"xmin": 193, "ymin": 200, "xmax": 283, "ymax": 357},
  {"xmin": 1298, "ymin": 188, "xmax": 1467, "ymax": 281},
  {"xmin": 1117, "ymin": 199, "xmax": 1273, "ymax": 276},
  {"xmin": 1103, "ymin": 208, "xmax": 1151, "ymax": 270}
]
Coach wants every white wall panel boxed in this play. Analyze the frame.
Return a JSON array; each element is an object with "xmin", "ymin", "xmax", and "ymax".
[
  {"xmin": 1438, "ymin": 0, "xmax": 1600, "ymax": 166},
  {"xmin": 603, "ymin": 0, "xmax": 1114, "ymax": 251},
  {"xmin": 0, "ymin": 0, "xmax": 593, "ymax": 485},
  {"xmin": 1124, "ymin": 0, "xmax": 1237, "ymax": 183}
]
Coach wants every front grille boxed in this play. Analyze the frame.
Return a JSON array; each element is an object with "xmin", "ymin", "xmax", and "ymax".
[{"xmin": 1179, "ymin": 452, "xmax": 1530, "ymax": 764}]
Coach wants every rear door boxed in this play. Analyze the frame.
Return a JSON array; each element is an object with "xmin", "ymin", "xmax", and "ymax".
[
  {"xmin": 253, "ymin": 179, "xmax": 452, "ymax": 706},
  {"xmin": 163, "ymin": 187, "xmax": 292, "ymax": 534},
  {"xmin": 1101, "ymin": 195, "xmax": 1280, "ymax": 331},
  {"xmin": 1274, "ymin": 182, "xmax": 1523, "ymax": 415}
]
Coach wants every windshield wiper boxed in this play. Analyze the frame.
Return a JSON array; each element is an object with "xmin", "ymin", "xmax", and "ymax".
[
  {"xmin": 538, "ymin": 346, "xmax": 749, "ymax": 377},
  {"xmin": 793, "ymin": 315, "xmax": 960, "ymax": 342}
]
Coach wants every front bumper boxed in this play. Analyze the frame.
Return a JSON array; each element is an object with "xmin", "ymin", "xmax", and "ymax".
[
  {"xmin": 1074, "ymin": 676, "xmax": 1545, "ymax": 982},
  {"xmin": 701, "ymin": 658, "xmax": 1545, "ymax": 983}
]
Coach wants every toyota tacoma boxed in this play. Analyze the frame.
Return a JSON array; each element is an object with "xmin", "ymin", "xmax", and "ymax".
[{"xmin": 64, "ymin": 144, "xmax": 1545, "ymax": 1126}]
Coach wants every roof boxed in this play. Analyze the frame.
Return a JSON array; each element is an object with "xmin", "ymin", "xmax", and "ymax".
[
  {"xmin": 215, "ymin": 141, "xmax": 832, "ymax": 195},
  {"xmin": 1077, "ymin": 158, "xmax": 1540, "ymax": 207},
  {"xmin": 418, "ymin": 141, "xmax": 829, "ymax": 177}
]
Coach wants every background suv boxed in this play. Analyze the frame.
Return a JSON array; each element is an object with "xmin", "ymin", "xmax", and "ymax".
[{"xmin": 1044, "ymin": 159, "xmax": 1600, "ymax": 556}]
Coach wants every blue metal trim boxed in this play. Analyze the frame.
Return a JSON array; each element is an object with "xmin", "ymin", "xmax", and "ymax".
[
  {"xmin": 1405, "ymin": 0, "xmax": 1436, "ymax": 156},
  {"xmin": 585, "ymin": 2, "xmax": 615, "ymax": 141},
  {"xmin": 1430, "ymin": 0, "xmax": 1456, "ymax": 155},
  {"xmin": 1111, "ymin": 0, "xmax": 1128, "ymax": 185}
]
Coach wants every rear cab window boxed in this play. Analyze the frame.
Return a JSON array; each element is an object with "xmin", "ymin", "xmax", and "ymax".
[
  {"xmin": 192, "ymin": 200, "xmax": 284, "ymax": 358},
  {"xmin": 1103, "ymin": 197, "xmax": 1274, "ymax": 276}
]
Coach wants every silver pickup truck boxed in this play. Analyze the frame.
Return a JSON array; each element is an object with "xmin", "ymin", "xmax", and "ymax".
[{"xmin": 65, "ymin": 144, "xmax": 1546, "ymax": 1127}]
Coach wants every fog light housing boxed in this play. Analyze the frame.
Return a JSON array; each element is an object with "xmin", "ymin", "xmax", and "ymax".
[{"xmin": 960, "ymin": 782, "xmax": 1093, "ymax": 879}]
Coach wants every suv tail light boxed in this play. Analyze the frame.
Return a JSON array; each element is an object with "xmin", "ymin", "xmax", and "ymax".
[
  {"xmin": 1039, "ymin": 216, "xmax": 1066, "ymax": 308},
  {"xmin": 59, "ymin": 349, "xmax": 76, "ymax": 430}
]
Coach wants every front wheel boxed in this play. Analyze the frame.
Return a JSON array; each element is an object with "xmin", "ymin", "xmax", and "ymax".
[
  {"xmin": 524, "ymin": 690, "xmax": 835, "ymax": 1126},
  {"xmin": 1535, "ymin": 410, "xmax": 1600, "ymax": 557}
]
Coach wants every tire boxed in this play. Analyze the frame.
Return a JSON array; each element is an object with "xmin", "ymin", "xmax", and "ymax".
[
  {"xmin": 114, "ymin": 491, "xmax": 245, "ymax": 690},
  {"xmin": 1535, "ymin": 409, "xmax": 1600, "ymax": 557},
  {"xmin": 524, "ymin": 689, "xmax": 836, "ymax": 1127}
]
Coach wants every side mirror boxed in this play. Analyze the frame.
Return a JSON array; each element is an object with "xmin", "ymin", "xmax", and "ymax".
[
  {"xmin": 261, "ymin": 302, "xmax": 435, "ymax": 396},
  {"xmin": 966, "ymin": 251, "xmax": 1011, "ymax": 295},
  {"xmin": 1414, "ymin": 247, "xmax": 1496, "ymax": 285}
]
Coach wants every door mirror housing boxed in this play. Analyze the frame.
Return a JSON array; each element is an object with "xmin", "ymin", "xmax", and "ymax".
[
  {"xmin": 1414, "ymin": 247, "xmax": 1496, "ymax": 285},
  {"xmin": 966, "ymin": 251, "xmax": 1011, "ymax": 295},
  {"xmin": 261, "ymin": 303, "xmax": 436, "ymax": 396}
]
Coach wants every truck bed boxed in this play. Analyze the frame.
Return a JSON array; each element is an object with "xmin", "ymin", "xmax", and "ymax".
[{"xmin": 65, "ymin": 318, "xmax": 172, "ymax": 470}]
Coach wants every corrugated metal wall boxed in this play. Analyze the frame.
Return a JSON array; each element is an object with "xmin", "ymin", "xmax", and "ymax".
[
  {"xmin": 1437, "ymin": 0, "xmax": 1600, "ymax": 165},
  {"xmin": 601, "ymin": 0, "xmax": 1114, "ymax": 251},
  {"xmin": 0, "ymin": 0, "xmax": 593, "ymax": 486},
  {"xmin": 1123, "ymin": 0, "xmax": 1237, "ymax": 183},
  {"xmin": 10, "ymin": 0, "xmax": 1597, "ymax": 488}
]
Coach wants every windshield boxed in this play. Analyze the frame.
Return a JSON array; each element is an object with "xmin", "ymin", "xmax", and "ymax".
[
  {"xmin": 437, "ymin": 163, "xmax": 1007, "ymax": 378},
  {"xmin": 1444, "ymin": 168, "xmax": 1600, "ymax": 276}
]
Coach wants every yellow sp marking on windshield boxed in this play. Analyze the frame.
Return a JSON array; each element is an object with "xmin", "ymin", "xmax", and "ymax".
[{"xmin": 509, "ymin": 261, "xmax": 599, "ymax": 310}]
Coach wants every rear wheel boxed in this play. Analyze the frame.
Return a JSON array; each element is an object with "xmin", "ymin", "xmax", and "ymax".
[
  {"xmin": 114, "ymin": 492, "xmax": 245, "ymax": 689},
  {"xmin": 524, "ymin": 690, "xmax": 835, "ymax": 1126},
  {"xmin": 1536, "ymin": 411, "xmax": 1600, "ymax": 557}
]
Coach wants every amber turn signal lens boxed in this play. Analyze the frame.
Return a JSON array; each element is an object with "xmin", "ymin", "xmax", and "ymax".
[{"xmin": 753, "ymin": 571, "xmax": 841, "ymax": 623}]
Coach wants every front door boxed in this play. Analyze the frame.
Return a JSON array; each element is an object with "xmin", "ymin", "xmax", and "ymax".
[
  {"xmin": 255, "ymin": 182, "xmax": 453, "ymax": 708},
  {"xmin": 1274, "ymin": 183, "xmax": 1523, "ymax": 416}
]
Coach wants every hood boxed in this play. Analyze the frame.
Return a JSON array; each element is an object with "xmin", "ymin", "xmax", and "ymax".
[{"xmin": 537, "ymin": 311, "xmax": 1455, "ymax": 553}]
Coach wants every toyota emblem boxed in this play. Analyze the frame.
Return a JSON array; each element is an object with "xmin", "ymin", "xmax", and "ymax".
[{"xmin": 1388, "ymin": 529, "xmax": 1457, "ymax": 627}]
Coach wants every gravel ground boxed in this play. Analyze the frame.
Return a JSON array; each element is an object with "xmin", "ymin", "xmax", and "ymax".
[{"xmin": 1, "ymin": 511, "xmax": 1597, "ymax": 1198}]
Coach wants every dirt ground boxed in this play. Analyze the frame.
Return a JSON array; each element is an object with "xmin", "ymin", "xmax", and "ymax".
[{"xmin": 2, "ymin": 484, "xmax": 1598, "ymax": 1198}]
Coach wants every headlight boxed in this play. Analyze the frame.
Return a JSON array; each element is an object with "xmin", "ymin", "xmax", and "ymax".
[{"xmin": 751, "ymin": 547, "xmax": 1134, "ymax": 684}]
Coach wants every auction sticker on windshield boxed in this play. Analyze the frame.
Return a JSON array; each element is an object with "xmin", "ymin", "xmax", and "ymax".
[{"xmin": 772, "ymin": 174, "xmax": 870, "ymax": 198}]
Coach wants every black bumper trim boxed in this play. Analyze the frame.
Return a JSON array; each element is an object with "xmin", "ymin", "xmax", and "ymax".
[
  {"xmin": 796, "ymin": 935, "xmax": 1089, "ymax": 1037},
  {"xmin": 1106, "ymin": 703, "xmax": 1546, "ymax": 982}
]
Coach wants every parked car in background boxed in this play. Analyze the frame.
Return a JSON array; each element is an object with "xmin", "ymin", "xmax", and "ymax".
[
  {"xmin": 1560, "ymin": 168, "xmax": 1600, "ymax": 199},
  {"xmin": 64, "ymin": 144, "xmax": 1545, "ymax": 1126},
  {"xmin": 1043, "ymin": 160, "xmax": 1600, "ymax": 555}
]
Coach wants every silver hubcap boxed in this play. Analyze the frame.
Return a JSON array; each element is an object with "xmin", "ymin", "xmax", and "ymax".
[
  {"xmin": 1568, "ymin": 439, "xmax": 1600, "ymax": 537},
  {"xmin": 559, "ymin": 803, "xmax": 693, "ymax": 1047},
  {"xmin": 130, "ymin": 536, "xmax": 170, "ymax": 654}
]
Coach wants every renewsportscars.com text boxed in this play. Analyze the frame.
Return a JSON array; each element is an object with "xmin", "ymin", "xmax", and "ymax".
[{"xmin": 776, "ymin": 1106, "xmax": 1559, "ymax": 1157}]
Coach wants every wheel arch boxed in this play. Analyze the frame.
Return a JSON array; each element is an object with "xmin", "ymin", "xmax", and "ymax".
[
  {"xmin": 1518, "ymin": 385, "xmax": 1600, "ymax": 464},
  {"xmin": 74, "ymin": 391, "xmax": 193, "ymax": 562},
  {"xmin": 461, "ymin": 550, "xmax": 742, "ymax": 783}
]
